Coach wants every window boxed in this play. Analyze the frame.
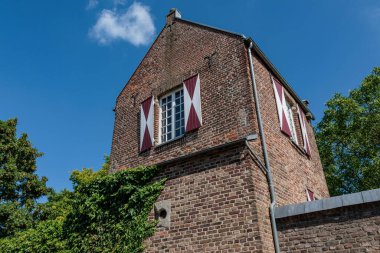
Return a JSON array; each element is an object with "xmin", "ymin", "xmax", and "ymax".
[
  {"xmin": 306, "ymin": 189, "xmax": 316, "ymax": 201},
  {"xmin": 159, "ymin": 88, "xmax": 185, "ymax": 143},
  {"xmin": 285, "ymin": 101, "xmax": 298, "ymax": 144}
]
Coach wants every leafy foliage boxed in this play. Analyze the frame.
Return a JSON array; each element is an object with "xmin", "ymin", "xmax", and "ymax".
[
  {"xmin": 64, "ymin": 165, "xmax": 165, "ymax": 253},
  {"xmin": 316, "ymin": 67, "xmax": 380, "ymax": 195},
  {"xmin": 0, "ymin": 158, "xmax": 164, "ymax": 252},
  {"xmin": 1, "ymin": 179, "xmax": 78, "ymax": 252},
  {"xmin": 0, "ymin": 217, "xmax": 69, "ymax": 253},
  {"xmin": 0, "ymin": 118, "xmax": 50, "ymax": 237},
  {"xmin": 0, "ymin": 119, "xmax": 165, "ymax": 252},
  {"xmin": 69, "ymin": 156, "xmax": 110, "ymax": 190}
]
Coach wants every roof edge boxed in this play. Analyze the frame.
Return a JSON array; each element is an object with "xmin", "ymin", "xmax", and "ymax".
[
  {"xmin": 115, "ymin": 16, "xmax": 315, "ymax": 118},
  {"xmin": 176, "ymin": 18, "xmax": 314, "ymax": 118},
  {"xmin": 249, "ymin": 39, "xmax": 314, "ymax": 119},
  {"xmin": 115, "ymin": 26, "xmax": 166, "ymax": 104},
  {"xmin": 177, "ymin": 18, "xmax": 245, "ymax": 38}
]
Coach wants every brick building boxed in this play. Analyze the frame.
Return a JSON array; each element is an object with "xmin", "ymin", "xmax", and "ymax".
[{"xmin": 110, "ymin": 9, "xmax": 332, "ymax": 252}]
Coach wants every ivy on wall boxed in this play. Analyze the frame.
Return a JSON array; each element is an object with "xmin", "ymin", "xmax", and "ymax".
[
  {"xmin": 0, "ymin": 163, "xmax": 165, "ymax": 253},
  {"xmin": 64, "ymin": 165, "xmax": 166, "ymax": 253}
]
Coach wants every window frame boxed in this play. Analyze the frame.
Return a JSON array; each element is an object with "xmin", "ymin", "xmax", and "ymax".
[
  {"xmin": 158, "ymin": 87, "xmax": 185, "ymax": 145},
  {"xmin": 285, "ymin": 100, "xmax": 298, "ymax": 145}
]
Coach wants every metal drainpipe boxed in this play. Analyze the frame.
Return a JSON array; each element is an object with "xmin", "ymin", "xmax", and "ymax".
[{"xmin": 245, "ymin": 38, "xmax": 281, "ymax": 253}]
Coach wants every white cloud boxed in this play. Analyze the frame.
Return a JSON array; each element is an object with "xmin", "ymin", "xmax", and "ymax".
[
  {"xmin": 372, "ymin": 7, "xmax": 380, "ymax": 17},
  {"xmin": 366, "ymin": 7, "xmax": 380, "ymax": 36},
  {"xmin": 86, "ymin": 0, "xmax": 99, "ymax": 10},
  {"xmin": 365, "ymin": 7, "xmax": 380, "ymax": 22},
  {"xmin": 89, "ymin": 2, "xmax": 155, "ymax": 46},
  {"xmin": 113, "ymin": 0, "xmax": 127, "ymax": 6}
]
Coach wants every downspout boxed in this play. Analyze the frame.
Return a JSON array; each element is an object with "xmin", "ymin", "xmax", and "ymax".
[{"xmin": 245, "ymin": 37, "xmax": 281, "ymax": 253}]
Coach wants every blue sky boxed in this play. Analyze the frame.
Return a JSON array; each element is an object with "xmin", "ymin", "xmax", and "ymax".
[{"xmin": 1, "ymin": 0, "xmax": 379, "ymax": 192}]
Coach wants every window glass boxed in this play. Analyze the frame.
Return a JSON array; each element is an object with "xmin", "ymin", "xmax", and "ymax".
[
  {"xmin": 174, "ymin": 89, "xmax": 185, "ymax": 137},
  {"xmin": 160, "ymin": 88, "xmax": 185, "ymax": 143},
  {"xmin": 286, "ymin": 101, "xmax": 298, "ymax": 144}
]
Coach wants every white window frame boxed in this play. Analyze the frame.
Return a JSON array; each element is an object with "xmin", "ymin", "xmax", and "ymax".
[
  {"xmin": 286, "ymin": 101, "xmax": 298, "ymax": 144},
  {"xmin": 158, "ymin": 87, "xmax": 185, "ymax": 144}
]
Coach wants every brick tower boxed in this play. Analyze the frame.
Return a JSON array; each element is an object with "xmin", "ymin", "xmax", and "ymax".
[{"xmin": 110, "ymin": 9, "xmax": 329, "ymax": 252}]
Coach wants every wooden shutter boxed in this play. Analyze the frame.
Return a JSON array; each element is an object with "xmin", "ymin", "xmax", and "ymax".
[
  {"xmin": 271, "ymin": 77, "xmax": 292, "ymax": 137},
  {"xmin": 306, "ymin": 189, "xmax": 315, "ymax": 201},
  {"xmin": 140, "ymin": 96, "xmax": 154, "ymax": 152},
  {"xmin": 184, "ymin": 74, "xmax": 202, "ymax": 132},
  {"xmin": 297, "ymin": 104, "xmax": 311, "ymax": 157}
]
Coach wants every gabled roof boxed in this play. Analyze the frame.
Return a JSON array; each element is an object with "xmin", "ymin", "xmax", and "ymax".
[
  {"xmin": 176, "ymin": 17, "xmax": 314, "ymax": 119},
  {"xmin": 116, "ymin": 13, "xmax": 314, "ymax": 119}
]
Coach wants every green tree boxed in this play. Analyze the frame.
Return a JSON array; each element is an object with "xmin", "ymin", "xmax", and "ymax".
[
  {"xmin": 0, "ymin": 119, "xmax": 165, "ymax": 252},
  {"xmin": 69, "ymin": 156, "xmax": 110, "ymax": 189},
  {"xmin": 0, "ymin": 190, "xmax": 73, "ymax": 253},
  {"xmin": 0, "ymin": 119, "xmax": 50, "ymax": 237},
  {"xmin": 0, "ymin": 153, "xmax": 165, "ymax": 253},
  {"xmin": 64, "ymin": 165, "xmax": 165, "ymax": 253},
  {"xmin": 316, "ymin": 67, "xmax": 380, "ymax": 196}
]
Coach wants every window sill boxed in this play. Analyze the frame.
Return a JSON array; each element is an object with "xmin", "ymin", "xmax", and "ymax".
[
  {"xmin": 289, "ymin": 139, "xmax": 310, "ymax": 159},
  {"xmin": 154, "ymin": 134, "xmax": 186, "ymax": 149},
  {"xmin": 280, "ymin": 132, "xmax": 309, "ymax": 159}
]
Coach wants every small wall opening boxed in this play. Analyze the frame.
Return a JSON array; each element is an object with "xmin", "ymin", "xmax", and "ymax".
[
  {"xmin": 158, "ymin": 208, "xmax": 167, "ymax": 219},
  {"xmin": 154, "ymin": 200, "xmax": 171, "ymax": 228}
]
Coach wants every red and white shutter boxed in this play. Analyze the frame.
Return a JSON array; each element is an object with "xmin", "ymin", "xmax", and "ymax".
[
  {"xmin": 140, "ymin": 96, "xmax": 154, "ymax": 152},
  {"xmin": 297, "ymin": 104, "xmax": 311, "ymax": 157},
  {"xmin": 272, "ymin": 77, "xmax": 292, "ymax": 137},
  {"xmin": 306, "ymin": 189, "xmax": 315, "ymax": 201},
  {"xmin": 183, "ymin": 74, "xmax": 202, "ymax": 132}
]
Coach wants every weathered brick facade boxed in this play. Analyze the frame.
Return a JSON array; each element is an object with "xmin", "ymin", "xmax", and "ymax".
[
  {"xmin": 276, "ymin": 190, "xmax": 380, "ymax": 252},
  {"xmin": 251, "ymin": 54, "xmax": 329, "ymax": 205},
  {"xmin": 145, "ymin": 144, "xmax": 271, "ymax": 252},
  {"xmin": 110, "ymin": 9, "xmax": 331, "ymax": 252},
  {"xmin": 111, "ymin": 17, "xmax": 256, "ymax": 170}
]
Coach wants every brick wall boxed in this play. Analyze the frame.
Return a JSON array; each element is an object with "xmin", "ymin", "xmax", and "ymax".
[
  {"xmin": 249, "ymin": 52, "xmax": 330, "ymax": 205},
  {"xmin": 277, "ymin": 201, "xmax": 380, "ymax": 252},
  {"xmin": 276, "ymin": 189, "xmax": 380, "ymax": 253},
  {"xmin": 110, "ymin": 19, "xmax": 256, "ymax": 172},
  {"xmin": 110, "ymin": 10, "xmax": 334, "ymax": 252},
  {"xmin": 144, "ymin": 143, "xmax": 276, "ymax": 253},
  {"xmin": 110, "ymin": 14, "xmax": 329, "ymax": 205}
]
